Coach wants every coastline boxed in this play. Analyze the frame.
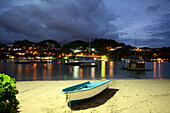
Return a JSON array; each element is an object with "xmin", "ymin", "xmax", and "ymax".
[{"xmin": 16, "ymin": 79, "xmax": 170, "ymax": 113}]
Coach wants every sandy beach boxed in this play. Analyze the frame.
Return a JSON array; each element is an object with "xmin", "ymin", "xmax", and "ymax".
[{"xmin": 16, "ymin": 80, "xmax": 170, "ymax": 113}]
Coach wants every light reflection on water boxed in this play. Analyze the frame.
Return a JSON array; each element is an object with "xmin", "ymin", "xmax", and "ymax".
[
  {"xmin": 33, "ymin": 64, "xmax": 37, "ymax": 80},
  {"xmin": 73, "ymin": 66, "xmax": 79, "ymax": 79},
  {"xmin": 153, "ymin": 62, "xmax": 157, "ymax": 78},
  {"xmin": 0, "ymin": 61, "xmax": 170, "ymax": 81},
  {"xmin": 109, "ymin": 61, "xmax": 114, "ymax": 78},
  {"xmin": 101, "ymin": 61, "xmax": 106, "ymax": 78}
]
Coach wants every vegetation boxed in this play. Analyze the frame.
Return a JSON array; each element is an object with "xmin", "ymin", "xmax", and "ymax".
[
  {"xmin": 0, "ymin": 38, "xmax": 170, "ymax": 60},
  {"xmin": 0, "ymin": 73, "xmax": 19, "ymax": 113}
]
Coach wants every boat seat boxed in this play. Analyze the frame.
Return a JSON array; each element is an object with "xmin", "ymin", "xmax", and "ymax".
[{"xmin": 87, "ymin": 84, "xmax": 98, "ymax": 88}]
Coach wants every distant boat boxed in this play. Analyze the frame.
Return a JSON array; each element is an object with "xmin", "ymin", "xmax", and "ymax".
[
  {"xmin": 81, "ymin": 59, "xmax": 97, "ymax": 63},
  {"xmin": 64, "ymin": 60, "xmax": 83, "ymax": 65},
  {"xmin": 80, "ymin": 62, "xmax": 97, "ymax": 67},
  {"xmin": 122, "ymin": 61, "xmax": 152, "ymax": 71},
  {"xmin": 14, "ymin": 59, "xmax": 31, "ymax": 64},
  {"xmin": 61, "ymin": 80, "xmax": 111, "ymax": 104},
  {"xmin": 32, "ymin": 59, "xmax": 48, "ymax": 63}
]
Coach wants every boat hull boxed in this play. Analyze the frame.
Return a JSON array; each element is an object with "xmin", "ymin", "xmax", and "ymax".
[
  {"xmin": 80, "ymin": 64, "xmax": 97, "ymax": 67},
  {"xmin": 64, "ymin": 62, "xmax": 82, "ymax": 65},
  {"xmin": 62, "ymin": 80, "xmax": 111, "ymax": 104},
  {"xmin": 122, "ymin": 67, "xmax": 152, "ymax": 71}
]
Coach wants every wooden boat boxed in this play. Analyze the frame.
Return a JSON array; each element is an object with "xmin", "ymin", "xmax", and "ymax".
[{"xmin": 61, "ymin": 80, "xmax": 111, "ymax": 104}]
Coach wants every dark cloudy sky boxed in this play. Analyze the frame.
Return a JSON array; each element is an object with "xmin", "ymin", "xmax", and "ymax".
[{"xmin": 0, "ymin": 0, "xmax": 170, "ymax": 47}]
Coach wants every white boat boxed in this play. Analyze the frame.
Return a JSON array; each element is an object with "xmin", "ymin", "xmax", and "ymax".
[
  {"xmin": 61, "ymin": 80, "xmax": 111, "ymax": 104},
  {"xmin": 81, "ymin": 59, "xmax": 97, "ymax": 63},
  {"xmin": 64, "ymin": 59, "xmax": 83, "ymax": 65}
]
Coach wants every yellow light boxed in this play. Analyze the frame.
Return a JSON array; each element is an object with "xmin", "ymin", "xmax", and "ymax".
[
  {"xmin": 101, "ymin": 61, "xmax": 106, "ymax": 78},
  {"xmin": 157, "ymin": 58, "xmax": 161, "ymax": 61}
]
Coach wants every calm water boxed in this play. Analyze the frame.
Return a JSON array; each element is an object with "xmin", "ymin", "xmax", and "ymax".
[{"xmin": 0, "ymin": 61, "xmax": 170, "ymax": 81}]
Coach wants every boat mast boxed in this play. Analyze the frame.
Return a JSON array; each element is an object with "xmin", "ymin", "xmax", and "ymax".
[
  {"xmin": 89, "ymin": 37, "xmax": 91, "ymax": 56},
  {"xmin": 135, "ymin": 39, "xmax": 136, "ymax": 56}
]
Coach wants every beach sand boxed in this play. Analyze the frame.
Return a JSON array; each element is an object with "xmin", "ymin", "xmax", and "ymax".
[{"xmin": 16, "ymin": 80, "xmax": 170, "ymax": 113}]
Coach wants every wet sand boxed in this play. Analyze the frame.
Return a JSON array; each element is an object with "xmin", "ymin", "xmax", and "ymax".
[{"xmin": 16, "ymin": 80, "xmax": 170, "ymax": 113}]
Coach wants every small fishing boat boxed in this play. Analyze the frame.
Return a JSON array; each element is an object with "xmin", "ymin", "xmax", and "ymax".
[{"xmin": 61, "ymin": 80, "xmax": 111, "ymax": 104}]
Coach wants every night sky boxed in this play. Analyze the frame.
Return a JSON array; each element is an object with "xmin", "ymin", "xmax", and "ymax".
[{"xmin": 0, "ymin": 0, "xmax": 170, "ymax": 47}]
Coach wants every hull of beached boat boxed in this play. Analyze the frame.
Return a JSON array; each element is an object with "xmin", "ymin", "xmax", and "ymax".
[{"xmin": 62, "ymin": 80, "xmax": 111, "ymax": 104}]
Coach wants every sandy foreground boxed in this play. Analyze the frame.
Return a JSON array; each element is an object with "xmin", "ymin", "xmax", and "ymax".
[{"xmin": 16, "ymin": 80, "xmax": 170, "ymax": 113}]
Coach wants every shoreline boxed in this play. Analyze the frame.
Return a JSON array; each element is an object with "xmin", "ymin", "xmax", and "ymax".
[{"xmin": 16, "ymin": 79, "xmax": 170, "ymax": 113}]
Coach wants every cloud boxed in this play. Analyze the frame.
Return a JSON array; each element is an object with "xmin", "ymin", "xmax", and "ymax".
[
  {"xmin": 140, "ymin": 13, "xmax": 170, "ymax": 47},
  {"xmin": 147, "ymin": 5, "xmax": 160, "ymax": 12},
  {"xmin": 0, "ymin": 0, "xmax": 117, "ymax": 43}
]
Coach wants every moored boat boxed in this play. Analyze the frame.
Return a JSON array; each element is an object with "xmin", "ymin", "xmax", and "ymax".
[
  {"xmin": 64, "ymin": 61, "xmax": 83, "ymax": 65},
  {"xmin": 14, "ymin": 59, "xmax": 31, "ymax": 64},
  {"xmin": 32, "ymin": 59, "xmax": 48, "ymax": 63},
  {"xmin": 122, "ymin": 61, "xmax": 152, "ymax": 71},
  {"xmin": 80, "ymin": 62, "xmax": 97, "ymax": 67},
  {"xmin": 64, "ymin": 59, "xmax": 83, "ymax": 65},
  {"xmin": 61, "ymin": 80, "xmax": 111, "ymax": 104}
]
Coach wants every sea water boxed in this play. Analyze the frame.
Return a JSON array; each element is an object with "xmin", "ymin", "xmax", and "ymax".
[{"xmin": 0, "ymin": 60, "xmax": 170, "ymax": 81}]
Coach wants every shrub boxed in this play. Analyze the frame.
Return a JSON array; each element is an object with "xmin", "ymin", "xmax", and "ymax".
[{"xmin": 0, "ymin": 73, "xmax": 19, "ymax": 113}]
